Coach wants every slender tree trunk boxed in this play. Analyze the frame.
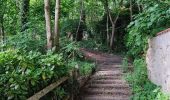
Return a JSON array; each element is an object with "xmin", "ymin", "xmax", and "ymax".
[
  {"xmin": 110, "ymin": 24, "xmax": 115, "ymax": 49},
  {"xmin": 103, "ymin": 0, "xmax": 120, "ymax": 49},
  {"xmin": 106, "ymin": 14, "xmax": 110, "ymax": 46},
  {"xmin": 0, "ymin": 0, "xmax": 6, "ymax": 51},
  {"xmin": 109, "ymin": 12, "xmax": 119, "ymax": 49},
  {"xmin": 0, "ymin": 21, "xmax": 4, "ymax": 46},
  {"xmin": 137, "ymin": 2, "xmax": 141, "ymax": 12},
  {"xmin": 0, "ymin": 26, "xmax": 3, "ymax": 51},
  {"xmin": 44, "ymin": 0, "xmax": 53, "ymax": 50},
  {"xmin": 21, "ymin": 0, "xmax": 30, "ymax": 31},
  {"xmin": 54, "ymin": 0, "xmax": 60, "ymax": 51},
  {"xmin": 76, "ymin": 0, "xmax": 84, "ymax": 41},
  {"xmin": 0, "ymin": 27, "xmax": 2, "ymax": 44},
  {"xmin": 109, "ymin": 0, "xmax": 123, "ymax": 49},
  {"xmin": 103, "ymin": 0, "xmax": 110, "ymax": 46},
  {"xmin": 130, "ymin": 0, "xmax": 133, "ymax": 21},
  {"xmin": 0, "ymin": 21, "xmax": 4, "ymax": 51}
]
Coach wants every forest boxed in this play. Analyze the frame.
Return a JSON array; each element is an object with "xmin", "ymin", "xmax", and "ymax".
[{"xmin": 0, "ymin": 0, "xmax": 170, "ymax": 100}]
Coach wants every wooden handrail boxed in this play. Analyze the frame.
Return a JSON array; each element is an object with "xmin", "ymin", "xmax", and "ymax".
[
  {"xmin": 27, "ymin": 67, "xmax": 93, "ymax": 100},
  {"xmin": 27, "ymin": 77, "xmax": 69, "ymax": 100}
]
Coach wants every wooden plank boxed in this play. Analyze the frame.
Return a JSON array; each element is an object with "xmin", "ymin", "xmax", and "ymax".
[{"xmin": 27, "ymin": 77, "xmax": 69, "ymax": 100}]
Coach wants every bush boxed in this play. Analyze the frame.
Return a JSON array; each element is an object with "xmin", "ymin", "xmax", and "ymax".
[
  {"xmin": 4, "ymin": 31, "xmax": 46, "ymax": 53},
  {"xmin": 125, "ymin": 3, "xmax": 170, "ymax": 58},
  {"xmin": 60, "ymin": 38, "xmax": 83, "ymax": 60},
  {"xmin": 77, "ymin": 61, "xmax": 95, "ymax": 76},
  {"xmin": 124, "ymin": 1, "xmax": 170, "ymax": 100},
  {"xmin": 124, "ymin": 58, "xmax": 169, "ymax": 100},
  {"xmin": 78, "ymin": 39, "xmax": 111, "ymax": 52},
  {"xmin": 0, "ymin": 49, "xmax": 69, "ymax": 99}
]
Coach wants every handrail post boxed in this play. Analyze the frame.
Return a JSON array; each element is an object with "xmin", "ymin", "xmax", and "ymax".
[{"xmin": 70, "ymin": 68, "xmax": 79, "ymax": 100}]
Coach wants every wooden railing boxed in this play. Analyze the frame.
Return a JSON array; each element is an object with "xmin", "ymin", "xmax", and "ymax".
[
  {"xmin": 27, "ymin": 77, "xmax": 69, "ymax": 100},
  {"xmin": 27, "ymin": 49, "xmax": 96, "ymax": 100},
  {"xmin": 27, "ymin": 68, "xmax": 91, "ymax": 100}
]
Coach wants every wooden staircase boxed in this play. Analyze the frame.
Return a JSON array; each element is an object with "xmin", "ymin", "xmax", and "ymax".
[{"xmin": 78, "ymin": 49, "xmax": 131, "ymax": 100}]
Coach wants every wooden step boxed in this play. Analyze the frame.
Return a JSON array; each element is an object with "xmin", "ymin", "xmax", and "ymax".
[
  {"xmin": 96, "ymin": 67, "xmax": 122, "ymax": 71},
  {"xmin": 83, "ymin": 88, "xmax": 131, "ymax": 95},
  {"xmin": 94, "ymin": 71, "xmax": 122, "ymax": 76},
  {"xmin": 90, "ymin": 79, "xmax": 126, "ymax": 84},
  {"xmin": 91, "ymin": 75, "xmax": 123, "ymax": 80},
  {"xmin": 78, "ymin": 50, "xmax": 131, "ymax": 100},
  {"xmin": 85, "ymin": 83, "xmax": 130, "ymax": 89},
  {"xmin": 81, "ymin": 95, "xmax": 130, "ymax": 100}
]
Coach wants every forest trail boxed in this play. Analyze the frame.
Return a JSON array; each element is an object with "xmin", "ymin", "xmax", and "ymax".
[{"xmin": 78, "ymin": 49, "xmax": 131, "ymax": 100}]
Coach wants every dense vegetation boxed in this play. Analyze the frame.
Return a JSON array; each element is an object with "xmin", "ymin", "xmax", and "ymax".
[
  {"xmin": 124, "ymin": 1, "xmax": 170, "ymax": 99},
  {"xmin": 0, "ymin": 0, "xmax": 170, "ymax": 99}
]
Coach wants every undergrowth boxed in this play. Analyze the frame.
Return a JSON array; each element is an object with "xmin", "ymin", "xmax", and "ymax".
[
  {"xmin": 78, "ymin": 39, "xmax": 112, "ymax": 53},
  {"xmin": 122, "ymin": 58, "xmax": 170, "ymax": 100},
  {"xmin": 0, "ymin": 36, "xmax": 96, "ymax": 99}
]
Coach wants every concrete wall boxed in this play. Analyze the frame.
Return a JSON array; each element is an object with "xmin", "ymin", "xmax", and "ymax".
[{"xmin": 146, "ymin": 29, "xmax": 170, "ymax": 93}]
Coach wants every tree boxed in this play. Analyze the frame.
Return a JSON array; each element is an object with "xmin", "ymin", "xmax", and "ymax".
[
  {"xmin": 21, "ymin": 0, "xmax": 30, "ymax": 31},
  {"xmin": 44, "ymin": 0, "xmax": 53, "ymax": 50},
  {"xmin": 0, "ymin": 2, "xmax": 4, "ymax": 45},
  {"xmin": 0, "ymin": 0, "xmax": 7, "ymax": 48},
  {"xmin": 44, "ymin": 0, "xmax": 61, "ymax": 51},
  {"xmin": 76, "ymin": 0, "xmax": 85, "ymax": 41},
  {"xmin": 54, "ymin": 0, "xmax": 60, "ymax": 51},
  {"xmin": 102, "ymin": 0, "xmax": 125, "ymax": 49}
]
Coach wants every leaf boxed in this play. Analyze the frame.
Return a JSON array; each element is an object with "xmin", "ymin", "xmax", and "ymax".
[
  {"xmin": 9, "ymin": 78, "xmax": 14, "ymax": 83},
  {"xmin": 42, "ymin": 73, "xmax": 46, "ymax": 80},
  {"xmin": 31, "ymin": 80, "xmax": 35, "ymax": 86}
]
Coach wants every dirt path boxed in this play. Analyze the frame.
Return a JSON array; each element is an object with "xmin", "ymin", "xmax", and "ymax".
[{"xmin": 78, "ymin": 49, "xmax": 131, "ymax": 100}]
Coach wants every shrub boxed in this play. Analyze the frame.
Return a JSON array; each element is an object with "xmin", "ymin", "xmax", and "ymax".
[
  {"xmin": 125, "ymin": 3, "xmax": 170, "ymax": 58},
  {"xmin": 0, "ymin": 49, "xmax": 69, "ymax": 99},
  {"xmin": 5, "ymin": 31, "xmax": 46, "ymax": 52},
  {"xmin": 124, "ymin": 59, "xmax": 169, "ymax": 100}
]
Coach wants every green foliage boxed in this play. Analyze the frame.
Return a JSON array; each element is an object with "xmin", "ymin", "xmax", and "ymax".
[
  {"xmin": 61, "ymin": 19, "xmax": 79, "ymax": 35},
  {"xmin": 1, "ymin": 0, "xmax": 20, "ymax": 34},
  {"xmin": 124, "ymin": 1, "xmax": 170, "ymax": 100},
  {"xmin": 78, "ymin": 61, "xmax": 95, "ymax": 76},
  {"xmin": 67, "ymin": 59, "xmax": 95, "ymax": 76},
  {"xmin": 124, "ymin": 58, "xmax": 170, "ymax": 100},
  {"xmin": 54, "ymin": 87, "xmax": 67, "ymax": 100},
  {"xmin": 5, "ymin": 31, "xmax": 46, "ymax": 52},
  {"xmin": 125, "ymin": 2, "xmax": 170, "ymax": 58},
  {"xmin": 78, "ymin": 39, "xmax": 111, "ymax": 52},
  {"xmin": 60, "ymin": 37, "xmax": 83, "ymax": 59},
  {"xmin": 122, "ymin": 57, "xmax": 129, "ymax": 72},
  {"xmin": 0, "ymin": 49, "xmax": 69, "ymax": 99},
  {"xmin": 3, "ymin": 0, "xmax": 170, "ymax": 99},
  {"xmin": 125, "ymin": 59, "xmax": 156, "ymax": 99}
]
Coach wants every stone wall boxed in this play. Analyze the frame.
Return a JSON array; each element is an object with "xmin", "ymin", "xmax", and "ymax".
[{"xmin": 146, "ymin": 29, "xmax": 170, "ymax": 93}]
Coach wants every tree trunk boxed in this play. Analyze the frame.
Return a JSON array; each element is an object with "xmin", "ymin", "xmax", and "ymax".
[
  {"xmin": 0, "ymin": 10, "xmax": 5, "ymax": 50},
  {"xmin": 76, "ymin": 0, "xmax": 84, "ymax": 41},
  {"xmin": 106, "ymin": 14, "xmax": 110, "ymax": 46},
  {"xmin": 110, "ymin": 24, "xmax": 115, "ymax": 49},
  {"xmin": 129, "ymin": 0, "xmax": 133, "ymax": 21},
  {"xmin": 21, "ymin": 0, "xmax": 30, "ymax": 31},
  {"xmin": 106, "ymin": 3, "xmax": 119, "ymax": 49},
  {"xmin": 103, "ymin": 0, "xmax": 119, "ymax": 49},
  {"xmin": 0, "ymin": 26, "xmax": 4, "ymax": 51},
  {"xmin": 0, "ymin": 0, "xmax": 6, "ymax": 51},
  {"xmin": 0, "ymin": 23, "xmax": 4, "ymax": 46},
  {"xmin": 54, "ymin": 0, "xmax": 60, "ymax": 51},
  {"xmin": 109, "ymin": 0, "xmax": 123, "ymax": 49},
  {"xmin": 44, "ymin": 0, "xmax": 53, "ymax": 50},
  {"xmin": 137, "ymin": 3, "xmax": 141, "ymax": 12},
  {"xmin": 109, "ymin": 12, "xmax": 119, "ymax": 49},
  {"xmin": 103, "ymin": 0, "xmax": 110, "ymax": 46}
]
